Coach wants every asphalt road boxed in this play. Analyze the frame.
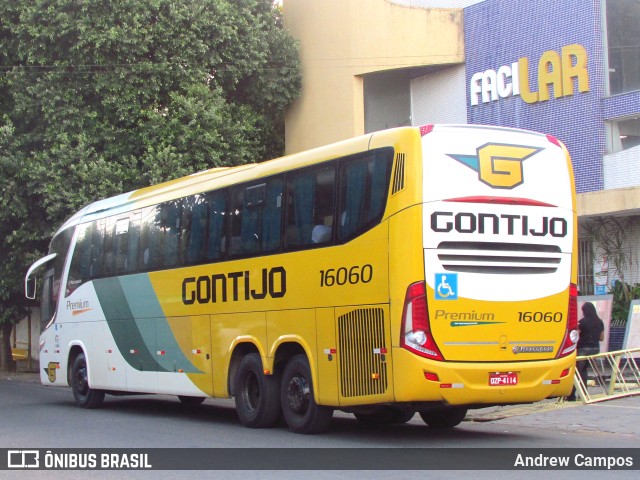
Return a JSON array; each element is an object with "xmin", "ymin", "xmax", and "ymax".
[{"xmin": 1, "ymin": 372, "xmax": 639, "ymax": 479}]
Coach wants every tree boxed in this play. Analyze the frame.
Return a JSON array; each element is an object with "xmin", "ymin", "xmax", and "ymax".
[
  {"xmin": 582, "ymin": 216, "xmax": 640, "ymax": 322},
  {"xmin": 0, "ymin": 0, "xmax": 301, "ymax": 371}
]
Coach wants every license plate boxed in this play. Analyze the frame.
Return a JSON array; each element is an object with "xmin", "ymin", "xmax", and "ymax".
[{"xmin": 489, "ymin": 372, "xmax": 518, "ymax": 386}]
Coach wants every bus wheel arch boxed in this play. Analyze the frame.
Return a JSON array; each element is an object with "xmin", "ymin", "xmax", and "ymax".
[
  {"xmin": 272, "ymin": 341, "xmax": 306, "ymax": 378},
  {"xmin": 69, "ymin": 349, "xmax": 105, "ymax": 409},
  {"xmin": 67, "ymin": 345, "xmax": 85, "ymax": 387}
]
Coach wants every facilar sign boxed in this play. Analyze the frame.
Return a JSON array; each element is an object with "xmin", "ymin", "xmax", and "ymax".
[{"xmin": 469, "ymin": 44, "xmax": 589, "ymax": 106}]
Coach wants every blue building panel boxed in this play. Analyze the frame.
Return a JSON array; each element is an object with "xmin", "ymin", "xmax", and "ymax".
[
  {"xmin": 603, "ymin": 91, "xmax": 640, "ymax": 120},
  {"xmin": 464, "ymin": 0, "xmax": 606, "ymax": 194}
]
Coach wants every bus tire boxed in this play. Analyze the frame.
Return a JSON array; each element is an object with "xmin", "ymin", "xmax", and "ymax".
[
  {"xmin": 71, "ymin": 353, "xmax": 105, "ymax": 409},
  {"xmin": 234, "ymin": 353, "xmax": 281, "ymax": 428},
  {"xmin": 419, "ymin": 406, "xmax": 467, "ymax": 428},
  {"xmin": 280, "ymin": 354, "xmax": 333, "ymax": 434},
  {"xmin": 354, "ymin": 407, "xmax": 415, "ymax": 425}
]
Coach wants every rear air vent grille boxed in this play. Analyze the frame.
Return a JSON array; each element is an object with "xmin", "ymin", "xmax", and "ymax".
[
  {"xmin": 392, "ymin": 153, "xmax": 406, "ymax": 195},
  {"xmin": 338, "ymin": 308, "xmax": 388, "ymax": 397}
]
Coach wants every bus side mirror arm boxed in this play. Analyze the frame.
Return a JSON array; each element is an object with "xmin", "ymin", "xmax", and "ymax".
[{"xmin": 25, "ymin": 253, "xmax": 57, "ymax": 300}]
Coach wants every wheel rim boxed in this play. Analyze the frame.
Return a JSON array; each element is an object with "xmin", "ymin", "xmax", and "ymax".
[
  {"xmin": 286, "ymin": 374, "xmax": 310, "ymax": 415},
  {"xmin": 75, "ymin": 364, "xmax": 89, "ymax": 397},
  {"xmin": 243, "ymin": 372, "xmax": 261, "ymax": 412}
]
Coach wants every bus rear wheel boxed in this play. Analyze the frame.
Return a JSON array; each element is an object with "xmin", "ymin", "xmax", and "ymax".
[
  {"xmin": 234, "ymin": 353, "xmax": 281, "ymax": 428},
  {"xmin": 280, "ymin": 354, "xmax": 333, "ymax": 434},
  {"xmin": 419, "ymin": 406, "xmax": 467, "ymax": 428},
  {"xmin": 71, "ymin": 353, "xmax": 105, "ymax": 409}
]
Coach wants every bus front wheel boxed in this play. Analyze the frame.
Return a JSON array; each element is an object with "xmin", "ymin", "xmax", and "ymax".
[
  {"xmin": 71, "ymin": 353, "xmax": 105, "ymax": 409},
  {"xmin": 280, "ymin": 354, "xmax": 333, "ymax": 434},
  {"xmin": 419, "ymin": 406, "xmax": 467, "ymax": 428},
  {"xmin": 234, "ymin": 353, "xmax": 281, "ymax": 428}
]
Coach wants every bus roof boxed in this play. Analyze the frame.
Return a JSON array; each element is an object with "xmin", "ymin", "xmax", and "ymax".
[
  {"xmin": 57, "ymin": 129, "xmax": 379, "ymax": 232},
  {"xmin": 55, "ymin": 124, "xmax": 560, "ymax": 234}
]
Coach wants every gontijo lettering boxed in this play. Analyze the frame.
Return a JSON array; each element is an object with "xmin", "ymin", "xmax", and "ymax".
[
  {"xmin": 431, "ymin": 211, "xmax": 568, "ymax": 237},
  {"xmin": 470, "ymin": 43, "xmax": 589, "ymax": 106},
  {"xmin": 182, "ymin": 267, "xmax": 286, "ymax": 304}
]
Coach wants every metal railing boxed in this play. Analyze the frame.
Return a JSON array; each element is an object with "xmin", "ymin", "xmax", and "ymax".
[{"xmin": 573, "ymin": 347, "xmax": 640, "ymax": 403}]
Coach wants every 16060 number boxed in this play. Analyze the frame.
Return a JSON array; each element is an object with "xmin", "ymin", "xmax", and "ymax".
[
  {"xmin": 319, "ymin": 265, "xmax": 373, "ymax": 287},
  {"xmin": 518, "ymin": 311, "xmax": 563, "ymax": 322}
]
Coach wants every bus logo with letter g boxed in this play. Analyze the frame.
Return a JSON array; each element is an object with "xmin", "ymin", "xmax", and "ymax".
[{"xmin": 447, "ymin": 143, "xmax": 543, "ymax": 189}]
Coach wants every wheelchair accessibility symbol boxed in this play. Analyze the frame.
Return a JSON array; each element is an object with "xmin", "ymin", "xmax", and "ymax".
[{"xmin": 435, "ymin": 273, "xmax": 458, "ymax": 300}]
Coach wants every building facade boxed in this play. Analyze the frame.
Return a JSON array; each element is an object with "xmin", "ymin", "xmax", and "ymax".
[{"xmin": 284, "ymin": 0, "xmax": 640, "ymax": 298}]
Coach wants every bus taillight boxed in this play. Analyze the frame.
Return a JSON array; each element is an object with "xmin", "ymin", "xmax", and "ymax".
[
  {"xmin": 419, "ymin": 124, "xmax": 434, "ymax": 136},
  {"xmin": 557, "ymin": 283, "xmax": 579, "ymax": 358},
  {"xmin": 400, "ymin": 282, "xmax": 444, "ymax": 361}
]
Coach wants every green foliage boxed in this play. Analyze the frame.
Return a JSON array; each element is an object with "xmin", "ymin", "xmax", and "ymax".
[
  {"xmin": 0, "ymin": 0, "xmax": 301, "ymax": 327},
  {"xmin": 609, "ymin": 281, "xmax": 640, "ymax": 325}
]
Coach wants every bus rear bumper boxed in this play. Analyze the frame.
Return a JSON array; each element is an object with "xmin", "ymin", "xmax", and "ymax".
[{"xmin": 392, "ymin": 347, "xmax": 575, "ymax": 406}]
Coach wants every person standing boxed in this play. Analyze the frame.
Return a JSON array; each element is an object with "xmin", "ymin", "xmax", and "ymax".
[{"xmin": 566, "ymin": 302, "xmax": 605, "ymax": 401}]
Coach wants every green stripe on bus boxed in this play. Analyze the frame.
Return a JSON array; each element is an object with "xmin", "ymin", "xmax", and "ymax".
[
  {"xmin": 94, "ymin": 275, "xmax": 201, "ymax": 374},
  {"xmin": 94, "ymin": 276, "xmax": 162, "ymax": 372}
]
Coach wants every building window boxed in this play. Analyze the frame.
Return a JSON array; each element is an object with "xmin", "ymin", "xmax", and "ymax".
[
  {"xmin": 606, "ymin": 0, "xmax": 640, "ymax": 95},
  {"xmin": 607, "ymin": 116, "xmax": 640, "ymax": 153}
]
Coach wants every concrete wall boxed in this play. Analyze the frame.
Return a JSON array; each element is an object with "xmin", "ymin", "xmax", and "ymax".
[
  {"xmin": 283, "ymin": 0, "xmax": 464, "ymax": 154},
  {"xmin": 410, "ymin": 65, "xmax": 467, "ymax": 125}
]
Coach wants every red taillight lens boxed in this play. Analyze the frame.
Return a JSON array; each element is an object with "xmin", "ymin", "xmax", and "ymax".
[
  {"xmin": 420, "ymin": 124, "xmax": 434, "ymax": 136},
  {"xmin": 400, "ymin": 282, "xmax": 444, "ymax": 361},
  {"xmin": 557, "ymin": 283, "xmax": 579, "ymax": 358},
  {"xmin": 546, "ymin": 134, "xmax": 563, "ymax": 148}
]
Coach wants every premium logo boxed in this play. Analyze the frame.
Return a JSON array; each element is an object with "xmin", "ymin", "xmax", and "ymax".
[
  {"xmin": 447, "ymin": 143, "xmax": 542, "ymax": 189},
  {"xmin": 66, "ymin": 299, "xmax": 92, "ymax": 316}
]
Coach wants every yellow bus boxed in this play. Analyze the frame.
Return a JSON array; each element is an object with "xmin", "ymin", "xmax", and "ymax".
[{"xmin": 25, "ymin": 125, "xmax": 578, "ymax": 433}]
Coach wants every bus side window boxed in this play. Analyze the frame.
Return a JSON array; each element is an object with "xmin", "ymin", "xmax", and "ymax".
[
  {"xmin": 139, "ymin": 206, "xmax": 160, "ymax": 271},
  {"xmin": 114, "ymin": 217, "xmax": 130, "ymax": 275},
  {"xmin": 285, "ymin": 164, "xmax": 335, "ymax": 250},
  {"xmin": 229, "ymin": 177, "xmax": 283, "ymax": 257},
  {"xmin": 125, "ymin": 211, "xmax": 141, "ymax": 273},
  {"xmin": 90, "ymin": 220, "xmax": 104, "ymax": 278},
  {"xmin": 161, "ymin": 200, "xmax": 182, "ymax": 268},
  {"xmin": 262, "ymin": 177, "xmax": 284, "ymax": 252},
  {"xmin": 68, "ymin": 223, "xmax": 92, "ymax": 293},
  {"xmin": 183, "ymin": 194, "xmax": 204, "ymax": 264},
  {"xmin": 206, "ymin": 189, "xmax": 229, "ymax": 261},
  {"xmin": 103, "ymin": 217, "xmax": 117, "ymax": 277},
  {"xmin": 338, "ymin": 149, "xmax": 393, "ymax": 242}
]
